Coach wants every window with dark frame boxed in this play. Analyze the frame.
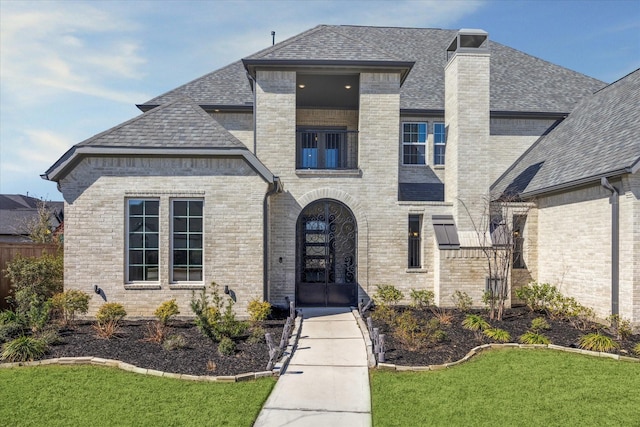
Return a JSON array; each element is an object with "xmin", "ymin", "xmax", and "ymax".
[
  {"xmin": 513, "ymin": 215, "xmax": 527, "ymax": 269},
  {"xmin": 402, "ymin": 122, "xmax": 427, "ymax": 165},
  {"xmin": 172, "ymin": 200, "xmax": 203, "ymax": 282},
  {"xmin": 408, "ymin": 214, "xmax": 422, "ymax": 268},
  {"xmin": 127, "ymin": 199, "xmax": 159, "ymax": 282},
  {"xmin": 433, "ymin": 122, "xmax": 446, "ymax": 165}
]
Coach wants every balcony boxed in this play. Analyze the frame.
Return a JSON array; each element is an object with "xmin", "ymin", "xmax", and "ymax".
[{"xmin": 296, "ymin": 129, "xmax": 358, "ymax": 170}]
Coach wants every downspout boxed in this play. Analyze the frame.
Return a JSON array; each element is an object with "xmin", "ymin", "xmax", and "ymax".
[
  {"xmin": 263, "ymin": 177, "xmax": 281, "ymax": 301},
  {"xmin": 600, "ymin": 177, "xmax": 619, "ymax": 316}
]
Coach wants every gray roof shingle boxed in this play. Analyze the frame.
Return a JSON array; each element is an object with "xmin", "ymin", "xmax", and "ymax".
[
  {"xmin": 398, "ymin": 183, "xmax": 444, "ymax": 202},
  {"xmin": 142, "ymin": 25, "xmax": 605, "ymax": 113},
  {"xmin": 492, "ymin": 69, "xmax": 640, "ymax": 198}
]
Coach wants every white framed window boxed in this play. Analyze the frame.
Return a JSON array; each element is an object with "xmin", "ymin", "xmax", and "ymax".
[
  {"xmin": 433, "ymin": 122, "xmax": 446, "ymax": 166},
  {"xmin": 126, "ymin": 199, "xmax": 160, "ymax": 282},
  {"xmin": 402, "ymin": 122, "xmax": 427, "ymax": 165},
  {"xmin": 171, "ymin": 199, "xmax": 204, "ymax": 282}
]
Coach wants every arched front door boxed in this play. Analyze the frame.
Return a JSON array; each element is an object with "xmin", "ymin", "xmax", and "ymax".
[{"xmin": 296, "ymin": 199, "xmax": 357, "ymax": 307}]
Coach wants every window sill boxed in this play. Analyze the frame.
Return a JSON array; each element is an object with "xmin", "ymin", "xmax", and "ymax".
[
  {"xmin": 124, "ymin": 283, "xmax": 161, "ymax": 290},
  {"xmin": 169, "ymin": 283, "xmax": 206, "ymax": 290},
  {"xmin": 406, "ymin": 268, "xmax": 428, "ymax": 274},
  {"xmin": 434, "ymin": 165, "xmax": 445, "ymax": 170},
  {"xmin": 296, "ymin": 169, "xmax": 362, "ymax": 178}
]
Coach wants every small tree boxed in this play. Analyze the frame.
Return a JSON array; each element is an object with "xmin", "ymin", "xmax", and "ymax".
[
  {"xmin": 18, "ymin": 200, "xmax": 61, "ymax": 244},
  {"xmin": 460, "ymin": 194, "xmax": 532, "ymax": 321}
]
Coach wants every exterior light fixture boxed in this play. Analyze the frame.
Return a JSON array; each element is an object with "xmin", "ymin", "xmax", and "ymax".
[
  {"xmin": 345, "ymin": 85, "xmax": 352, "ymax": 89},
  {"xmin": 298, "ymin": 84, "xmax": 305, "ymax": 89}
]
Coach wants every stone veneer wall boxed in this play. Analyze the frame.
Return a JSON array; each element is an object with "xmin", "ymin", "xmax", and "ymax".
[
  {"xmin": 59, "ymin": 156, "xmax": 268, "ymax": 317},
  {"xmin": 536, "ymin": 177, "xmax": 639, "ymax": 326}
]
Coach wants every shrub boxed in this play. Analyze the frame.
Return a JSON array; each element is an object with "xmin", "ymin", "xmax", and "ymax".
[
  {"xmin": 519, "ymin": 331, "xmax": 550, "ymax": 345},
  {"xmin": 633, "ymin": 343, "xmax": 640, "ymax": 357},
  {"xmin": 462, "ymin": 314, "xmax": 489, "ymax": 332},
  {"xmin": 94, "ymin": 303, "xmax": 126, "ymax": 339},
  {"xmin": 217, "ymin": 336, "xmax": 236, "ymax": 356},
  {"xmin": 0, "ymin": 310, "xmax": 18, "ymax": 325},
  {"xmin": 578, "ymin": 333, "xmax": 619, "ymax": 352},
  {"xmin": 0, "ymin": 322, "xmax": 24, "ymax": 344},
  {"xmin": 393, "ymin": 311, "xmax": 445, "ymax": 351},
  {"xmin": 484, "ymin": 328, "xmax": 511, "ymax": 343},
  {"xmin": 374, "ymin": 285, "xmax": 403, "ymax": 306},
  {"xmin": 1, "ymin": 335, "xmax": 48, "ymax": 362},
  {"xmin": 371, "ymin": 304, "xmax": 396, "ymax": 324},
  {"xmin": 515, "ymin": 282, "xmax": 561, "ymax": 313},
  {"xmin": 37, "ymin": 328, "xmax": 60, "ymax": 346},
  {"xmin": 607, "ymin": 315, "xmax": 632, "ymax": 341},
  {"xmin": 154, "ymin": 299, "xmax": 180, "ymax": 326},
  {"xmin": 530, "ymin": 317, "xmax": 551, "ymax": 332},
  {"xmin": 4, "ymin": 252, "xmax": 63, "ymax": 318},
  {"xmin": 248, "ymin": 325, "xmax": 266, "ymax": 344},
  {"xmin": 409, "ymin": 289, "xmax": 434, "ymax": 308},
  {"xmin": 451, "ymin": 291, "xmax": 473, "ymax": 312},
  {"xmin": 430, "ymin": 306, "xmax": 453, "ymax": 325},
  {"xmin": 163, "ymin": 334, "xmax": 187, "ymax": 351},
  {"xmin": 51, "ymin": 290, "xmax": 90, "ymax": 326},
  {"xmin": 190, "ymin": 282, "xmax": 248, "ymax": 342},
  {"xmin": 144, "ymin": 321, "xmax": 166, "ymax": 343},
  {"xmin": 247, "ymin": 299, "xmax": 272, "ymax": 323},
  {"xmin": 551, "ymin": 296, "xmax": 595, "ymax": 329}
]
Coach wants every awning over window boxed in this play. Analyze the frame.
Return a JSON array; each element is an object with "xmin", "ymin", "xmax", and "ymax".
[{"xmin": 432, "ymin": 215, "xmax": 460, "ymax": 249}]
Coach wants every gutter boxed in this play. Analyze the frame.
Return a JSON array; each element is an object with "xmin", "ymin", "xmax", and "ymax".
[
  {"xmin": 601, "ymin": 177, "xmax": 619, "ymax": 316},
  {"xmin": 263, "ymin": 177, "xmax": 282, "ymax": 301}
]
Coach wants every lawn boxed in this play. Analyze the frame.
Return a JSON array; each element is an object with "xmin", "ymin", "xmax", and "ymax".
[
  {"xmin": 0, "ymin": 365, "xmax": 275, "ymax": 426},
  {"xmin": 371, "ymin": 349, "xmax": 640, "ymax": 427}
]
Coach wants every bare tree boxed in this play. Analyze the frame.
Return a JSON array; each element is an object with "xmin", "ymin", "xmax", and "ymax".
[
  {"xmin": 20, "ymin": 200, "xmax": 60, "ymax": 244},
  {"xmin": 460, "ymin": 194, "xmax": 533, "ymax": 321}
]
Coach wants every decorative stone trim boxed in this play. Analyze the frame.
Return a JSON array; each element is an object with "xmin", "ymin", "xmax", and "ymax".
[
  {"xmin": 371, "ymin": 343, "xmax": 640, "ymax": 371},
  {"xmin": 0, "ymin": 356, "xmax": 276, "ymax": 382}
]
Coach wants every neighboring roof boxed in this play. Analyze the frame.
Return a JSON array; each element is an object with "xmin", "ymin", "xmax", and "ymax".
[
  {"xmin": 398, "ymin": 183, "xmax": 444, "ymax": 202},
  {"xmin": 43, "ymin": 98, "xmax": 274, "ymax": 183},
  {"xmin": 141, "ymin": 25, "xmax": 605, "ymax": 114},
  {"xmin": 0, "ymin": 195, "xmax": 63, "ymax": 237},
  {"xmin": 493, "ymin": 69, "xmax": 640, "ymax": 198}
]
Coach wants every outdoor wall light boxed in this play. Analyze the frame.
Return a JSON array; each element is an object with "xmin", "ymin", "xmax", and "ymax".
[
  {"xmin": 344, "ymin": 85, "xmax": 352, "ymax": 89},
  {"xmin": 93, "ymin": 285, "xmax": 101, "ymax": 294},
  {"xmin": 298, "ymin": 84, "xmax": 305, "ymax": 89},
  {"xmin": 224, "ymin": 285, "xmax": 230, "ymax": 295}
]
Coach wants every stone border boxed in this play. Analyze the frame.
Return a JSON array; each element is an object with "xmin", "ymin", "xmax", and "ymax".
[
  {"xmin": 352, "ymin": 307, "xmax": 376, "ymax": 368},
  {"xmin": 0, "ymin": 356, "xmax": 275, "ymax": 382},
  {"xmin": 376, "ymin": 343, "xmax": 640, "ymax": 372}
]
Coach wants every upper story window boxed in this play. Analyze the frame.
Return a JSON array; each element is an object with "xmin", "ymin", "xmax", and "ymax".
[
  {"xmin": 297, "ymin": 129, "xmax": 358, "ymax": 170},
  {"xmin": 433, "ymin": 122, "xmax": 446, "ymax": 166},
  {"xmin": 171, "ymin": 200, "xmax": 203, "ymax": 282},
  {"xmin": 127, "ymin": 199, "xmax": 159, "ymax": 282},
  {"xmin": 402, "ymin": 122, "xmax": 427, "ymax": 165}
]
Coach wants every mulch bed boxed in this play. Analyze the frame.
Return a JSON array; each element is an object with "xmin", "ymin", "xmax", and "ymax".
[
  {"xmin": 46, "ymin": 313, "xmax": 287, "ymax": 377},
  {"xmin": 366, "ymin": 306, "xmax": 640, "ymax": 366}
]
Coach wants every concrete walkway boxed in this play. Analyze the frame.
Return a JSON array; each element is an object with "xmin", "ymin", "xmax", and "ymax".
[{"xmin": 254, "ymin": 307, "xmax": 371, "ymax": 427}]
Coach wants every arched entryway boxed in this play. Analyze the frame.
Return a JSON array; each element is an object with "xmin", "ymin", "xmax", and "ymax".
[{"xmin": 296, "ymin": 199, "xmax": 357, "ymax": 306}]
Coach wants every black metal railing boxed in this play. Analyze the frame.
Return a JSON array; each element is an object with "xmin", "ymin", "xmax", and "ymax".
[{"xmin": 296, "ymin": 130, "xmax": 358, "ymax": 170}]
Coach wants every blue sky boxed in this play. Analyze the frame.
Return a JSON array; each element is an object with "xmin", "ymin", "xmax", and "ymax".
[{"xmin": 1, "ymin": 0, "xmax": 638, "ymax": 201}]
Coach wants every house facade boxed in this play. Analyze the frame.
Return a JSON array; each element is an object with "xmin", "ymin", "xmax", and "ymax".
[{"xmin": 44, "ymin": 25, "xmax": 639, "ymax": 327}]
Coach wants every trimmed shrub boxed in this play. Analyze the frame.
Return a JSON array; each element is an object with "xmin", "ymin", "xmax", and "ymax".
[
  {"xmin": 51, "ymin": 290, "xmax": 90, "ymax": 326},
  {"xmin": 217, "ymin": 336, "xmax": 236, "ymax": 356},
  {"xmin": 578, "ymin": 333, "xmax": 619, "ymax": 352},
  {"xmin": 154, "ymin": 299, "xmax": 180, "ymax": 326},
  {"xmin": 1, "ymin": 335, "xmax": 48, "ymax": 362},
  {"xmin": 94, "ymin": 303, "xmax": 127, "ymax": 339},
  {"xmin": 374, "ymin": 285, "xmax": 403, "ymax": 306},
  {"xmin": 247, "ymin": 299, "xmax": 272, "ymax": 323},
  {"xmin": 190, "ymin": 282, "xmax": 248, "ymax": 342}
]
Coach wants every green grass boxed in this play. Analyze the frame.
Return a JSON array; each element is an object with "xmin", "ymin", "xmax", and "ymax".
[
  {"xmin": 371, "ymin": 349, "xmax": 640, "ymax": 427},
  {"xmin": 0, "ymin": 365, "xmax": 275, "ymax": 426}
]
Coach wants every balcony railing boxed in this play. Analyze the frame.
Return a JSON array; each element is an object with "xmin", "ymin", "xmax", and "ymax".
[{"xmin": 296, "ymin": 129, "xmax": 358, "ymax": 170}]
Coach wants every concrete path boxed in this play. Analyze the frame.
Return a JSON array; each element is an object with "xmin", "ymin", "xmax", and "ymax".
[{"xmin": 254, "ymin": 307, "xmax": 371, "ymax": 427}]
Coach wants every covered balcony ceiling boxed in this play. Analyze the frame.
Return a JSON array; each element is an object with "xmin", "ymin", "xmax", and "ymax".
[{"xmin": 296, "ymin": 74, "xmax": 359, "ymax": 110}]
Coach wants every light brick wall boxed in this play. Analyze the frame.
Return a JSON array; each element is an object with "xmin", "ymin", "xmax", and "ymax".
[
  {"xmin": 210, "ymin": 112, "xmax": 253, "ymax": 149},
  {"xmin": 59, "ymin": 156, "xmax": 268, "ymax": 317},
  {"xmin": 536, "ymin": 179, "xmax": 639, "ymax": 327}
]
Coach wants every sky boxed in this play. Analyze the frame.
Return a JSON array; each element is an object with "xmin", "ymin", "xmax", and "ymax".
[{"xmin": 1, "ymin": 0, "xmax": 638, "ymax": 201}]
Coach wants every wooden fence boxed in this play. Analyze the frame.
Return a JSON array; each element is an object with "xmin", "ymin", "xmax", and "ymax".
[{"xmin": 0, "ymin": 242, "xmax": 60, "ymax": 310}]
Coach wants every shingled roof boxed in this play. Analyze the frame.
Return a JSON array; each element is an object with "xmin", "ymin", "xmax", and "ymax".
[
  {"xmin": 141, "ymin": 25, "xmax": 605, "ymax": 113},
  {"xmin": 43, "ymin": 98, "xmax": 273, "ymax": 183},
  {"xmin": 492, "ymin": 69, "xmax": 640, "ymax": 198}
]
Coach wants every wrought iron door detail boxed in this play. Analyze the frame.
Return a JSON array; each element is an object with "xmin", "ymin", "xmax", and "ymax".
[{"xmin": 296, "ymin": 199, "xmax": 357, "ymax": 306}]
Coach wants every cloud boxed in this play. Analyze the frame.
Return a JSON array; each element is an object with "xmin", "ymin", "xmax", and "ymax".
[{"xmin": 0, "ymin": 2, "xmax": 149, "ymax": 107}]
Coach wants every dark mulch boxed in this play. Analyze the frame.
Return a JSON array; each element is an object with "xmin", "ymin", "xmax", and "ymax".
[
  {"xmin": 46, "ymin": 313, "xmax": 288, "ymax": 377},
  {"xmin": 366, "ymin": 306, "xmax": 640, "ymax": 366}
]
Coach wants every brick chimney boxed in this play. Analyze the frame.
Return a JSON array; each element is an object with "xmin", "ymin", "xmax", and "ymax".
[{"xmin": 444, "ymin": 29, "xmax": 490, "ymax": 233}]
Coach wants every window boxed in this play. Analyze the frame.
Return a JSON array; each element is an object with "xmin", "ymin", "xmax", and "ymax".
[
  {"xmin": 127, "ymin": 199, "xmax": 159, "ymax": 282},
  {"xmin": 297, "ymin": 129, "xmax": 357, "ymax": 170},
  {"xmin": 513, "ymin": 215, "xmax": 527, "ymax": 269},
  {"xmin": 402, "ymin": 122, "xmax": 427, "ymax": 165},
  {"xmin": 433, "ymin": 122, "xmax": 446, "ymax": 165},
  {"xmin": 172, "ymin": 200, "xmax": 203, "ymax": 282},
  {"xmin": 408, "ymin": 214, "xmax": 422, "ymax": 268}
]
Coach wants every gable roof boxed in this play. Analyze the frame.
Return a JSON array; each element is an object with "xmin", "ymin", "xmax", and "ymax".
[
  {"xmin": 43, "ymin": 98, "xmax": 274, "ymax": 183},
  {"xmin": 0, "ymin": 195, "xmax": 63, "ymax": 238},
  {"xmin": 492, "ymin": 69, "xmax": 640, "ymax": 198},
  {"xmin": 141, "ymin": 25, "xmax": 605, "ymax": 114}
]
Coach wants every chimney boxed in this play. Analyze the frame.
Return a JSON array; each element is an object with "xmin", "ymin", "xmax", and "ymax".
[{"xmin": 444, "ymin": 29, "xmax": 490, "ymax": 233}]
